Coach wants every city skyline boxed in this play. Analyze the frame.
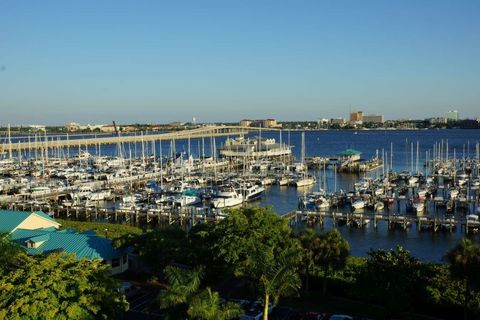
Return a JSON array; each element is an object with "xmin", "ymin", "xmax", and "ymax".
[{"xmin": 1, "ymin": 0, "xmax": 480, "ymax": 124}]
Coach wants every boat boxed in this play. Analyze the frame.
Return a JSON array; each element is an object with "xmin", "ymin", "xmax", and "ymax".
[
  {"xmin": 30, "ymin": 186, "xmax": 51, "ymax": 195},
  {"xmin": 89, "ymin": 189, "xmax": 112, "ymax": 201},
  {"xmin": 211, "ymin": 185, "xmax": 244, "ymax": 208},
  {"xmin": 449, "ymin": 189, "xmax": 459, "ymax": 200},
  {"xmin": 292, "ymin": 175, "xmax": 315, "ymax": 187},
  {"xmin": 74, "ymin": 186, "xmax": 94, "ymax": 200},
  {"xmin": 350, "ymin": 213, "xmax": 370, "ymax": 228},
  {"xmin": 408, "ymin": 176, "xmax": 419, "ymax": 186},
  {"xmin": 413, "ymin": 201, "xmax": 425, "ymax": 214},
  {"xmin": 174, "ymin": 189, "xmax": 201, "ymax": 207},
  {"xmin": 374, "ymin": 202, "xmax": 384, "ymax": 211},
  {"xmin": 351, "ymin": 200, "xmax": 365, "ymax": 210},
  {"xmin": 441, "ymin": 217, "xmax": 456, "ymax": 230},
  {"xmin": 466, "ymin": 214, "xmax": 480, "ymax": 231},
  {"xmin": 417, "ymin": 189, "xmax": 428, "ymax": 199},
  {"xmin": 315, "ymin": 196, "xmax": 330, "ymax": 210},
  {"xmin": 276, "ymin": 176, "xmax": 290, "ymax": 186},
  {"xmin": 240, "ymin": 183, "xmax": 265, "ymax": 201}
]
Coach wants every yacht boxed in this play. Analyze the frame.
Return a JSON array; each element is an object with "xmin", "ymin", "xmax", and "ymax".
[
  {"xmin": 211, "ymin": 185, "xmax": 244, "ymax": 208},
  {"xmin": 240, "ymin": 183, "xmax": 265, "ymax": 201},
  {"xmin": 174, "ymin": 189, "xmax": 202, "ymax": 207},
  {"xmin": 89, "ymin": 189, "xmax": 112, "ymax": 201}
]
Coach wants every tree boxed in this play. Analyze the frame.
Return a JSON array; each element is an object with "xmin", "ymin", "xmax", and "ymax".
[
  {"xmin": 134, "ymin": 226, "xmax": 189, "ymax": 272},
  {"xmin": 355, "ymin": 246, "xmax": 421, "ymax": 316},
  {"xmin": 313, "ymin": 229, "xmax": 349, "ymax": 296},
  {"xmin": 298, "ymin": 229, "xmax": 318, "ymax": 292},
  {"xmin": 0, "ymin": 233, "xmax": 25, "ymax": 272},
  {"xmin": 188, "ymin": 287, "xmax": 243, "ymax": 320},
  {"xmin": 214, "ymin": 207, "xmax": 302, "ymax": 320},
  {"xmin": 446, "ymin": 239, "xmax": 480, "ymax": 320},
  {"xmin": 55, "ymin": 219, "xmax": 142, "ymax": 248},
  {"xmin": 159, "ymin": 265, "xmax": 204, "ymax": 313},
  {"xmin": 0, "ymin": 252, "xmax": 128, "ymax": 320},
  {"xmin": 159, "ymin": 265, "xmax": 241, "ymax": 320}
]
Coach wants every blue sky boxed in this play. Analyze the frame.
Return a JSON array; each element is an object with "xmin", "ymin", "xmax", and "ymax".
[{"xmin": 1, "ymin": 0, "xmax": 479, "ymax": 125}]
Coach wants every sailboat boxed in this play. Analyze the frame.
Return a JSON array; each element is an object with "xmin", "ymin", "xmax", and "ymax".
[{"xmin": 292, "ymin": 132, "xmax": 315, "ymax": 187}]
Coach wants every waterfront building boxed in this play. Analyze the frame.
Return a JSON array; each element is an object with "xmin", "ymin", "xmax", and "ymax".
[
  {"xmin": 28, "ymin": 125, "xmax": 46, "ymax": 132},
  {"xmin": 262, "ymin": 119, "xmax": 281, "ymax": 128},
  {"xmin": 240, "ymin": 119, "xmax": 254, "ymax": 127},
  {"xmin": 99, "ymin": 124, "xmax": 118, "ymax": 133},
  {"xmin": 330, "ymin": 118, "xmax": 346, "ymax": 126},
  {"xmin": 363, "ymin": 114, "xmax": 384, "ymax": 123},
  {"xmin": 0, "ymin": 210, "xmax": 130, "ymax": 275},
  {"xmin": 338, "ymin": 149, "xmax": 362, "ymax": 162},
  {"xmin": 350, "ymin": 111, "xmax": 363, "ymax": 123},
  {"xmin": 444, "ymin": 110, "xmax": 459, "ymax": 122},
  {"xmin": 65, "ymin": 122, "xmax": 81, "ymax": 132},
  {"xmin": 429, "ymin": 117, "xmax": 447, "ymax": 125},
  {"xmin": 317, "ymin": 118, "xmax": 329, "ymax": 128},
  {"xmin": 239, "ymin": 118, "xmax": 282, "ymax": 128}
]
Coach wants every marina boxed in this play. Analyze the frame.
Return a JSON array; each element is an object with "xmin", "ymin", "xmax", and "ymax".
[{"xmin": 2, "ymin": 128, "xmax": 480, "ymax": 262}]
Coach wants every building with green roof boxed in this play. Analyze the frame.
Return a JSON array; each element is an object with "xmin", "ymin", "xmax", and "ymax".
[
  {"xmin": 338, "ymin": 149, "xmax": 362, "ymax": 162},
  {"xmin": 0, "ymin": 210, "xmax": 60, "ymax": 233},
  {"xmin": 0, "ymin": 210, "xmax": 129, "ymax": 274}
]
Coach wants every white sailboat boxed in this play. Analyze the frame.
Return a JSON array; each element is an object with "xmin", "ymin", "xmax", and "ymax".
[{"xmin": 293, "ymin": 132, "xmax": 315, "ymax": 187}]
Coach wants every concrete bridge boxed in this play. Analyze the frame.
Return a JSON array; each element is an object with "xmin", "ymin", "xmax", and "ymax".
[{"xmin": 1, "ymin": 125, "xmax": 279, "ymax": 153}]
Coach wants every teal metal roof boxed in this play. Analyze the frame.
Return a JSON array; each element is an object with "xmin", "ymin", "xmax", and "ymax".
[
  {"xmin": 338, "ymin": 149, "xmax": 362, "ymax": 156},
  {"xmin": 0, "ymin": 210, "xmax": 59, "ymax": 233},
  {"xmin": 28, "ymin": 234, "xmax": 50, "ymax": 243},
  {"xmin": 10, "ymin": 228, "xmax": 127, "ymax": 260},
  {"xmin": 0, "ymin": 211, "xmax": 32, "ymax": 233}
]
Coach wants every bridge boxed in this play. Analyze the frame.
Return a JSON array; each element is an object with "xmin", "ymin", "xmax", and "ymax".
[{"xmin": 0, "ymin": 125, "xmax": 280, "ymax": 153}]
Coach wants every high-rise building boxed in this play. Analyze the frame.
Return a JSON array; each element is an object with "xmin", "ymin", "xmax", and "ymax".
[
  {"xmin": 350, "ymin": 111, "xmax": 363, "ymax": 123},
  {"xmin": 444, "ymin": 110, "xmax": 459, "ymax": 122}
]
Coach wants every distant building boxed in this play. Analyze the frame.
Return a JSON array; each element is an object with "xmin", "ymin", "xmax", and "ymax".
[
  {"xmin": 241, "ymin": 119, "xmax": 282, "ymax": 128},
  {"xmin": 350, "ymin": 111, "xmax": 363, "ymax": 123},
  {"xmin": 330, "ymin": 118, "xmax": 346, "ymax": 126},
  {"xmin": 240, "ymin": 119, "xmax": 253, "ymax": 127},
  {"xmin": 99, "ymin": 124, "xmax": 118, "ymax": 133},
  {"xmin": 444, "ymin": 110, "xmax": 459, "ymax": 122},
  {"xmin": 262, "ymin": 119, "xmax": 282, "ymax": 128},
  {"xmin": 65, "ymin": 122, "xmax": 81, "ymax": 132},
  {"xmin": 317, "ymin": 118, "xmax": 329, "ymax": 128},
  {"xmin": 338, "ymin": 149, "xmax": 362, "ymax": 162},
  {"xmin": 28, "ymin": 125, "xmax": 46, "ymax": 132},
  {"xmin": 429, "ymin": 117, "xmax": 447, "ymax": 125},
  {"xmin": 363, "ymin": 114, "xmax": 384, "ymax": 123},
  {"xmin": 0, "ymin": 210, "xmax": 130, "ymax": 275}
]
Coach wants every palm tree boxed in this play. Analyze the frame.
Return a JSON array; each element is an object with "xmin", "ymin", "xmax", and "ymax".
[
  {"xmin": 313, "ymin": 229, "xmax": 349, "ymax": 296},
  {"xmin": 446, "ymin": 239, "xmax": 480, "ymax": 320},
  {"xmin": 187, "ymin": 287, "xmax": 243, "ymax": 320},
  {"xmin": 159, "ymin": 265, "xmax": 241, "ymax": 320},
  {"xmin": 258, "ymin": 256, "xmax": 301, "ymax": 320},
  {"xmin": 298, "ymin": 229, "xmax": 318, "ymax": 292},
  {"xmin": 158, "ymin": 265, "xmax": 204, "ymax": 315}
]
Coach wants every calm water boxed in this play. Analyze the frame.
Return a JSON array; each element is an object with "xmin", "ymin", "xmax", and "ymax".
[{"xmin": 6, "ymin": 129, "xmax": 480, "ymax": 262}]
